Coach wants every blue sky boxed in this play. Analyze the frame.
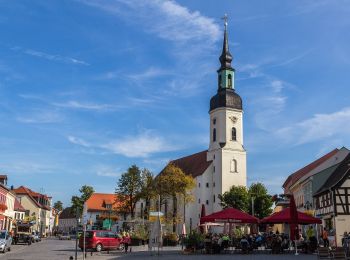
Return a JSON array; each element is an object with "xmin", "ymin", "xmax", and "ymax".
[{"xmin": 1, "ymin": 0, "xmax": 350, "ymax": 206}]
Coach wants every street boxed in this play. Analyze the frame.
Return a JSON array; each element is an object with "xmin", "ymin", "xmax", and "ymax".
[{"xmin": 0, "ymin": 238, "xmax": 318, "ymax": 260}]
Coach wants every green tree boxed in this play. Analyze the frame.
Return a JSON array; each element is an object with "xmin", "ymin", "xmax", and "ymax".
[
  {"xmin": 218, "ymin": 185, "xmax": 249, "ymax": 212},
  {"xmin": 115, "ymin": 165, "xmax": 143, "ymax": 219},
  {"xmin": 53, "ymin": 201, "xmax": 63, "ymax": 211},
  {"xmin": 248, "ymin": 182, "xmax": 273, "ymax": 219},
  {"xmin": 156, "ymin": 163, "xmax": 195, "ymax": 232},
  {"xmin": 139, "ymin": 168, "xmax": 155, "ymax": 220},
  {"xmin": 71, "ymin": 185, "xmax": 94, "ymax": 216}
]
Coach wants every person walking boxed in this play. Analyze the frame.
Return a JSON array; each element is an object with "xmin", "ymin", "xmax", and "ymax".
[
  {"xmin": 123, "ymin": 233, "xmax": 131, "ymax": 253},
  {"xmin": 322, "ymin": 228, "xmax": 329, "ymax": 248}
]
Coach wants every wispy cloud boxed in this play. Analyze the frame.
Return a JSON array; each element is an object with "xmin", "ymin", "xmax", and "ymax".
[
  {"xmin": 96, "ymin": 165, "xmax": 121, "ymax": 178},
  {"xmin": 53, "ymin": 100, "xmax": 120, "ymax": 111},
  {"xmin": 67, "ymin": 130, "xmax": 182, "ymax": 158},
  {"xmin": 79, "ymin": 0, "xmax": 220, "ymax": 44},
  {"xmin": 126, "ymin": 67, "xmax": 171, "ymax": 81},
  {"xmin": 16, "ymin": 111, "xmax": 63, "ymax": 124},
  {"xmin": 11, "ymin": 46, "xmax": 89, "ymax": 66},
  {"xmin": 68, "ymin": 136, "xmax": 91, "ymax": 147},
  {"xmin": 276, "ymin": 107, "xmax": 350, "ymax": 145},
  {"xmin": 103, "ymin": 130, "xmax": 179, "ymax": 158}
]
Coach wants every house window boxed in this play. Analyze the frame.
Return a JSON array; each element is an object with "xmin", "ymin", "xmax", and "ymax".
[
  {"xmin": 206, "ymin": 183, "xmax": 209, "ymax": 188},
  {"xmin": 213, "ymin": 128, "xmax": 216, "ymax": 142},
  {"xmin": 213, "ymin": 182, "xmax": 215, "ymax": 187},
  {"xmin": 213, "ymin": 166, "xmax": 215, "ymax": 172},
  {"xmin": 206, "ymin": 200, "xmax": 209, "ymax": 205},
  {"xmin": 228, "ymin": 74, "xmax": 232, "ymax": 88},
  {"xmin": 232, "ymin": 127, "xmax": 237, "ymax": 141},
  {"xmin": 230, "ymin": 159, "xmax": 238, "ymax": 173},
  {"xmin": 218, "ymin": 75, "xmax": 222, "ymax": 88},
  {"xmin": 198, "ymin": 183, "xmax": 200, "ymax": 188},
  {"xmin": 213, "ymin": 195, "xmax": 216, "ymax": 203}
]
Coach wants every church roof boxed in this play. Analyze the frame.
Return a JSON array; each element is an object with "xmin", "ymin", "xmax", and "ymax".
[
  {"xmin": 314, "ymin": 153, "xmax": 350, "ymax": 196},
  {"xmin": 282, "ymin": 149, "xmax": 339, "ymax": 192},
  {"xmin": 170, "ymin": 150, "xmax": 212, "ymax": 178},
  {"xmin": 210, "ymin": 89, "xmax": 242, "ymax": 111}
]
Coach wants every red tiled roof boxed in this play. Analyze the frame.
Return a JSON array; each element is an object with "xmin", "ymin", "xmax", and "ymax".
[
  {"xmin": 86, "ymin": 193, "xmax": 121, "ymax": 212},
  {"xmin": 283, "ymin": 149, "xmax": 339, "ymax": 192},
  {"xmin": 169, "ymin": 150, "xmax": 212, "ymax": 178},
  {"xmin": 13, "ymin": 186, "xmax": 50, "ymax": 210},
  {"xmin": 0, "ymin": 175, "xmax": 7, "ymax": 179},
  {"xmin": 14, "ymin": 198, "xmax": 26, "ymax": 212}
]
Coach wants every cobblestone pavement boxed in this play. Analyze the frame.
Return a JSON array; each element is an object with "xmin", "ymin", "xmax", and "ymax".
[{"xmin": 0, "ymin": 238, "xmax": 318, "ymax": 260}]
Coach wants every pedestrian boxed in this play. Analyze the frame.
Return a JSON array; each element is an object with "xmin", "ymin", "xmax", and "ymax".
[
  {"xmin": 123, "ymin": 233, "xmax": 131, "ymax": 254},
  {"xmin": 322, "ymin": 227, "xmax": 329, "ymax": 248}
]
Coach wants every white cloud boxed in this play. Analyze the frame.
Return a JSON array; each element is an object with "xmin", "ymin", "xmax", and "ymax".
[
  {"xmin": 79, "ymin": 0, "xmax": 220, "ymax": 44},
  {"xmin": 53, "ymin": 100, "xmax": 119, "ymax": 111},
  {"xmin": 96, "ymin": 166, "xmax": 121, "ymax": 177},
  {"xmin": 68, "ymin": 136, "xmax": 91, "ymax": 147},
  {"xmin": 16, "ymin": 111, "xmax": 63, "ymax": 124},
  {"xmin": 276, "ymin": 107, "xmax": 350, "ymax": 145},
  {"xmin": 11, "ymin": 46, "xmax": 89, "ymax": 65},
  {"xmin": 67, "ymin": 130, "xmax": 181, "ymax": 158},
  {"xmin": 103, "ymin": 130, "xmax": 178, "ymax": 158}
]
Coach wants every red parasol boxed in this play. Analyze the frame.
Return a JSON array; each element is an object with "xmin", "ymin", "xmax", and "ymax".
[{"xmin": 200, "ymin": 207, "xmax": 259, "ymax": 224}]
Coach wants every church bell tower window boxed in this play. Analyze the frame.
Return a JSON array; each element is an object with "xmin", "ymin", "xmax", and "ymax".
[
  {"xmin": 213, "ymin": 128, "xmax": 216, "ymax": 142},
  {"xmin": 228, "ymin": 74, "xmax": 232, "ymax": 88},
  {"xmin": 230, "ymin": 159, "xmax": 237, "ymax": 173},
  {"xmin": 232, "ymin": 127, "xmax": 236, "ymax": 141}
]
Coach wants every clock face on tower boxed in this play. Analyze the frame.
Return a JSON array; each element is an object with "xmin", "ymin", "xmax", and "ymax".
[{"xmin": 229, "ymin": 116, "xmax": 237, "ymax": 124}]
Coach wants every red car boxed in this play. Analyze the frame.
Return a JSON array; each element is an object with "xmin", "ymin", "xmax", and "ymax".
[{"xmin": 79, "ymin": 230, "xmax": 123, "ymax": 252}]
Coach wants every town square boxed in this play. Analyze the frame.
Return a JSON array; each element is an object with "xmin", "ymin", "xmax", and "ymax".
[{"xmin": 1, "ymin": 1, "xmax": 350, "ymax": 259}]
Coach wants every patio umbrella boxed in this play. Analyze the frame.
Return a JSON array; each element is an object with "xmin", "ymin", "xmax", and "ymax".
[
  {"xmin": 260, "ymin": 207, "xmax": 321, "ymax": 225},
  {"xmin": 200, "ymin": 207, "xmax": 259, "ymax": 224},
  {"xmin": 181, "ymin": 223, "xmax": 186, "ymax": 236},
  {"xmin": 289, "ymin": 195, "xmax": 299, "ymax": 241}
]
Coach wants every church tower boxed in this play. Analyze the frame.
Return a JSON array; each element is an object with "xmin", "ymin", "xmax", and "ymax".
[{"xmin": 207, "ymin": 16, "xmax": 247, "ymax": 212}]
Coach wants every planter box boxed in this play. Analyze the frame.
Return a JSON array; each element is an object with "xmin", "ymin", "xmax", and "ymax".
[{"xmin": 163, "ymin": 238, "xmax": 178, "ymax": 246}]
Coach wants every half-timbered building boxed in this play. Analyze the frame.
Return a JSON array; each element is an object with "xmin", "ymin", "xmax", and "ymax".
[{"xmin": 314, "ymin": 153, "xmax": 350, "ymax": 246}]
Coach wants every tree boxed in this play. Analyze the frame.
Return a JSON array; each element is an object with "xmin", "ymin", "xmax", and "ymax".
[
  {"xmin": 115, "ymin": 165, "xmax": 143, "ymax": 219},
  {"xmin": 139, "ymin": 168, "xmax": 156, "ymax": 220},
  {"xmin": 155, "ymin": 163, "xmax": 195, "ymax": 232},
  {"xmin": 71, "ymin": 185, "xmax": 95, "ymax": 216},
  {"xmin": 248, "ymin": 183, "xmax": 273, "ymax": 219},
  {"xmin": 53, "ymin": 201, "xmax": 63, "ymax": 211},
  {"xmin": 218, "ymin": 185, "xmax": 249, "ymax": 212}
]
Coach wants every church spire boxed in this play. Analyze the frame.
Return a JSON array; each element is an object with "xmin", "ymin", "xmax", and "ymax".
[{"xmin": 219, "ymin": 14, "xmax": 233, "ymax": 72}]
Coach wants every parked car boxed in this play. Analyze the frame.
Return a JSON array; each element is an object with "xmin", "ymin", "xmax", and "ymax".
[
  {"xmin": 0, "ymin": 230, "xmax": 12, "ymax": 253},
  {"xmin": 59, "ymin": 232, "xmax": 71, "ymax": 240},
  {"xmin": 79, "ymin": 230, "xmax": 123, "ymax": 252}
]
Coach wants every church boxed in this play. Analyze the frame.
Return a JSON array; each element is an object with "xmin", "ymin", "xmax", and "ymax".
[{"xmin": 161, "ymin": 20, "xmax": 247, "ymax": 232}]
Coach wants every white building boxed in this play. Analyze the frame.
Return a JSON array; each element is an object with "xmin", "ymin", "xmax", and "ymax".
[{"xmin": 160, "ymin": 21, "xmax": 247, "ymax": 232}]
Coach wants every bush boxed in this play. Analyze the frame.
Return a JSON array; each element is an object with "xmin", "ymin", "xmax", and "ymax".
[
  {"xmin": 163, "ymin": 233, "xmax": 178, "ymax": 246},
  {"xmin": 184, "ymin": 230, "xmax": 204, "ymax": 249}
]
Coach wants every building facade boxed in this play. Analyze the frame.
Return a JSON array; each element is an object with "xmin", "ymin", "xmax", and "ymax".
[{"xmin": 159, "ymin": 21, "xmax": 247, "ymax": 232}]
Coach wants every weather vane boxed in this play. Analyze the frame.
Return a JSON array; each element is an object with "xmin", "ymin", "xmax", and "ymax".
[{"xmin": 222, "ymin": 13, "xmax": 228, "ymax": 30}]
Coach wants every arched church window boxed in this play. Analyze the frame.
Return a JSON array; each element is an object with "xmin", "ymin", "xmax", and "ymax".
[
  {"xmin": 228, "ymin": 74, "xmax": 232, "ymax": 88},
  {"xmin": 213, "ymin": 128, "xmax": 216, "ymax": 142},
  {"xmin": 232, "ymin": 127, "xmax": 237, "ymax": 141},
  {"xmin": 230, "ymin": 159, "xmax": 237, "ymax": 173}
]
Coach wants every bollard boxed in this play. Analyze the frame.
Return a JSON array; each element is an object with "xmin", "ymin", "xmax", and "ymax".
[{"xmin": 69, "ymin": 257, "xmax": 74, "ymax": 260}]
